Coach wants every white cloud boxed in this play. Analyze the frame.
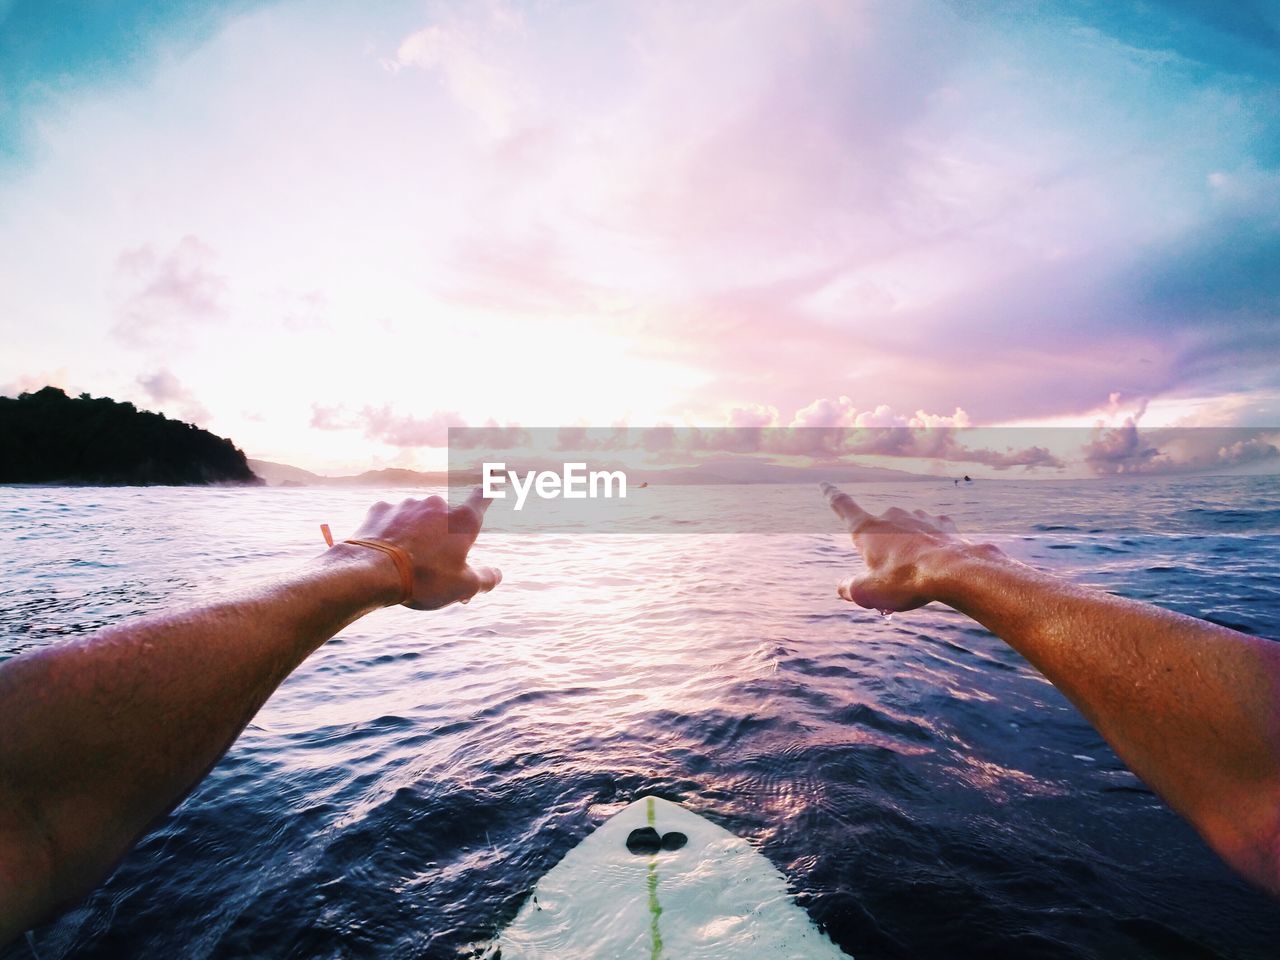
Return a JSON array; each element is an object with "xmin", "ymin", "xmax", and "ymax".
[
  {"xmin": 391, "ymin": 8, "xmax": 525, "ymax": 139},
  {"xmin": 790, "ymin": 397, "xmax": 970, "ymax": 429}
]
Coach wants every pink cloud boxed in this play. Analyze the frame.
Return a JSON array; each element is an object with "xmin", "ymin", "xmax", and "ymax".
[
  {"xmin": 360, "ymin": 406, "xmax": 467, "ymax": 448},
  {"xmin": 727, "ymin": 403, "xmax": 779, "ymax": 428},
  {"xmin": 368, "ymin": 1, "xmax": 1269, "ymax": 432},
  {"xmin": 112, "ymin": 236, "xmax": 227, "ymax": 346},
  {"xmin": 790, "ymin": 396, "xmax": 971, "ymax": 429},
  {"xmin": 311, "ymin": 402, "xmax": 467, "ymax": 448},
  {"xmin": 136, "ymin": 368, "xmax": 211, "ymax": 425},
  {"xmin": 1, "ymin": 369, "xmax": 73, "ymax": 397},
  {"xmin": 455, "ymin": 413, "xmax": 1064, "ymax": 471},
  {"xmin": 1217, "ymin": 437, "xmax": 1279, "ymax": 466},
  {"xmin": 1083, "ymin": 421, "xmax": 1280, "ymax": 475},
  {"xmin": 309, "ymin": 403, "xmax": 352, "ymax": 431}
]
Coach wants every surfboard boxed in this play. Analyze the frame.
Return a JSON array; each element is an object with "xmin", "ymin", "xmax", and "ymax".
[{"xmin": 482, "ymin": 796, "xmax": 851, "ymax": 959}]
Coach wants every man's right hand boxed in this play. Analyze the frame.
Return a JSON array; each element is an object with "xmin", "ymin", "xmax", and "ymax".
[{"xmin": 820, "ymin": 481, "xmax": 998, "ymax": 613}]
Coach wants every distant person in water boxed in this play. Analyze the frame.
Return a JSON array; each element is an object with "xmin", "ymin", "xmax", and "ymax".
[{"xmin": 1, "ymin": 485, "xmax": 1279, "ymax": 944}]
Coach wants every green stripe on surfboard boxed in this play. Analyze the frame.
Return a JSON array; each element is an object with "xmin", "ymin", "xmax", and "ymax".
[{"xmin": 647, "ymin": 796, "xmax": 664, "ymax": 959}]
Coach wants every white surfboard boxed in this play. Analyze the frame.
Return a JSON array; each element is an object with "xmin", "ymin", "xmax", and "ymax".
[{"xmin": 483, "ymin": 796, "xmax": 851, "ymax": 959}]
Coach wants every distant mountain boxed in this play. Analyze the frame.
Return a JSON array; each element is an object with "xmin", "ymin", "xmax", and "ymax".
[
  {"xmin": 0, "ymin": 386, "xmax": 261, "ymax": 486},
  {"xmin": 247, "ymin": 459, "xmax": 326, "ymax": 486},
  {"xmin": 247, "ymin": 455, "xmax": 931, "ymax": 488},
  {"xmin": 329, "ymin": 468, "xmax": 455, "ymax": 487},
  {"xmin": 248, "ymin": 462, "xmax": 476, "ymax": 487}
]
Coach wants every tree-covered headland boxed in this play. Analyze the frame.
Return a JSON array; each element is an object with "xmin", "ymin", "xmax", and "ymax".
[{"xmin": 0, "ymin": 387, "xmax": 261, "ymax": 485}]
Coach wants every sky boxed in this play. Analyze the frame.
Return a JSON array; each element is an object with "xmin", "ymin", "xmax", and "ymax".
[{"xmin": 1, "ymin": 0, "xmax": 1279, "ymax": 474}]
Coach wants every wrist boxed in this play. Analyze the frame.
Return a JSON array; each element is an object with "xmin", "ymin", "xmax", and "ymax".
[
  {"xmin": 313, "ymin": 543, "xmax": 404, "ymax": 609},
  {"xmin": 920, "ymin": 540, "xmax": 1019, "ymax": 610}
]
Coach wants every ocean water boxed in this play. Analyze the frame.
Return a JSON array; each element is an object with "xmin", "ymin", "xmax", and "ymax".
[{"xmin": 2, "ymin": 476, "xmax": 1279, "ymax": 959}]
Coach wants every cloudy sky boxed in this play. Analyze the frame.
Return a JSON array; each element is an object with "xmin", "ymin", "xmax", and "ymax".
[{"xmin": 2, "ymin": 0, "xmax": 1278, "ymax": 473}]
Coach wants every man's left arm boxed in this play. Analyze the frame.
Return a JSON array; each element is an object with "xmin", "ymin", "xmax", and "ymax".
[{"xmin": 0, "ymin": 492, "xmax": 500, "ymax": 943}]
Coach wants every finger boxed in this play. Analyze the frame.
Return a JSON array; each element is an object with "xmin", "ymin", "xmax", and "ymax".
[
  {"xmin": 464, "ymin": 485, "xmax": 494, "ymax": 516},
  {"xmin": 473, "ymin": 565, "xmax": 502, "ymax": 592},
  {"xmin": 820, "ymin": 481, "xmax": 871, "ymax": 531},
  {"xmin": 459, "ymin": 564, "xmax": 502, "ymax": 602},
  {"xmin": 451, "ymin": 486, "xmax": 495, "ymax": 537}
]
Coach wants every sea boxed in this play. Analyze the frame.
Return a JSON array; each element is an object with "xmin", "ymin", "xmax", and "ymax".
[{"xmin": 2, "ymin": 475, "xmax": 1279, "ymax": 959}]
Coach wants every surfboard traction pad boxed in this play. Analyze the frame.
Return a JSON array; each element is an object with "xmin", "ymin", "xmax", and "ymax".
[{"xmin": 481, "ymin": 795, "xmax": 851, "ymax": 959}]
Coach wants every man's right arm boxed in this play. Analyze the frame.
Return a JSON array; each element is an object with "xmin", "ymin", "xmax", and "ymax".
[
  {"xmin": 932, "ymin": 545, "xmax": 1280, "ymax": 895},
  {"xmin": 821, "ymin": 482, "xmax": 1280, "ymax": 897}
]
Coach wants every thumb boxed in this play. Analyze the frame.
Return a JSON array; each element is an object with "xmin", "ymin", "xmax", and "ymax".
[
  {"xmin": 837, "ymin": 573, "xmax": 880, "ymax": 609},
  {"xmin": 837, "ymin": 573, "xmax": 909, "ymax": 612},
  {"xmin": 837, "ymin": 574, "xmax": 927, "ymax": 613},
  {"xmin": 457, "ymin": 564, "xmax": 503, "ymax": 604}
]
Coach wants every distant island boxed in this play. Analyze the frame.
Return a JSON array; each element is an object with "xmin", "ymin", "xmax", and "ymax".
[
  {"xmin": 0, "ymin": 386, "xmax": 261, "ymax": 486},
  {"xmin": 246, "ymin": 456, "xmax": 927, "ymax": 487},
  {"xmin": 248, "ymin": 461, "xmax": 460, "ymax": 487}
]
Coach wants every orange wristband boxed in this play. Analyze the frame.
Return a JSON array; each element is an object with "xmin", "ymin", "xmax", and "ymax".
[{"xmin": 342, "ymin": 537, "xmax": 415, "ymax": 605}]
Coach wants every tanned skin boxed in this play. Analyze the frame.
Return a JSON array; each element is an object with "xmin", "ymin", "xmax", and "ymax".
[
  {"xmin": 821, "ymin": 481, "xmax": 1280, "ymax": 898},
  {"xmin": 0, "ymin": 491, "xmax": 500, "ymax": 943}
]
